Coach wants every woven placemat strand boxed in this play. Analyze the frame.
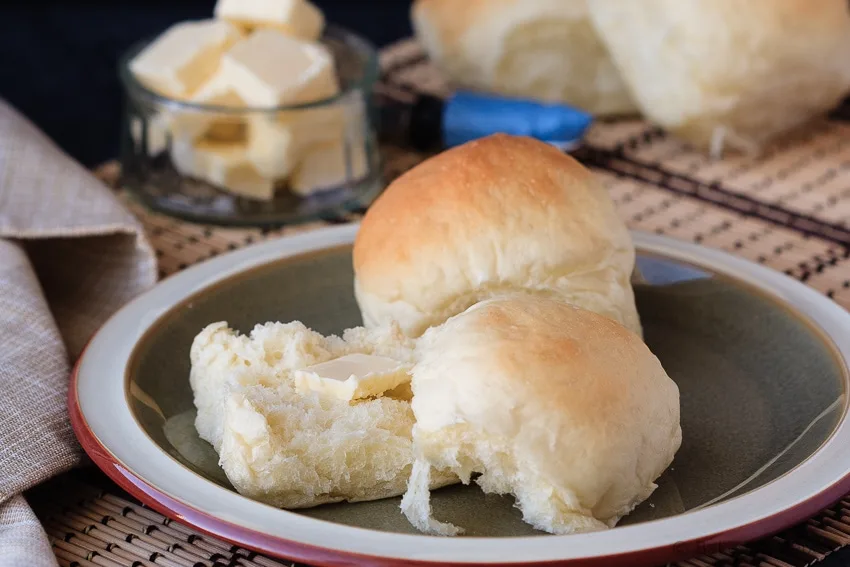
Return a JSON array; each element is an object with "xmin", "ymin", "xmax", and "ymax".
[{"xmin": 35, "ymin": 39, "xmax": 850, "ymax": 567}]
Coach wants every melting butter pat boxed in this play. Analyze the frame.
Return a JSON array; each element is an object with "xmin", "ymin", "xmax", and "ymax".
[
  {"xmin": 293, "ymin": 354, "xmax": 411, "ymax": 401},
  {"xmin": 129, "ymin": 20, "xmax": 242, "ymax": 98},
  {"xmin": 214, "ymin": 0, "xmax": 324, "ymax": 40},
  {"xmin": 219, "ymin": 29, "xmax": 339, "ymax": 107}
]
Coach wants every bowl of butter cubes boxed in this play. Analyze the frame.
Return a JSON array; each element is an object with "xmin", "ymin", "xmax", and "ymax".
[{"xmin": 119, "ymin": 0, "xmax": 381, "ymax": 226}]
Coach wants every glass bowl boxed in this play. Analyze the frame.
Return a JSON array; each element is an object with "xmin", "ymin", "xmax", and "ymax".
[{"xmin": 118, "ymin": 24, "xmax": 382, "ymax": 227}]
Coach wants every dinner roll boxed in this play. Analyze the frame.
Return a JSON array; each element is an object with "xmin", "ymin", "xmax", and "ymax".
[
  {"xmin": 587, "ymin": 0, "xmax": 850, "ymax": 155},
  {"xmin": 189, "ymin": 320, "xmax": 454, "ymax": 508},
  {"xmin": 353, "ymin": 134, "xmax": 640, "ymax": 338},
  {"xmin": 401, "ymin": 295, "xmax": 681, "ymax": 535},
  {"xmin": 411, "ymin": 0, "xmax": 636, "ymax": 116}
]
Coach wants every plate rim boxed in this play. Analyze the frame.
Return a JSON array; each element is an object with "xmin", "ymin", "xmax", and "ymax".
[{"xmin": 69, "ymin": 224, "xmax": 850, "ymax": 566}]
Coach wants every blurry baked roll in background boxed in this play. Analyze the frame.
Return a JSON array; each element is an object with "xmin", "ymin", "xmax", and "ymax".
[
  {"xmin": 411, "ymin": 0, "xmax": 637, "ymax": 116},
  {"xmin": 401, "ymin": 295, "xmax": 681, "ymax": 536},
  {"xmin": 587, "ymin": 0, "xmax": 850, "ymax": 155},
  {"xmin": 353, "ymin": 134, "xmax": 640, "ymax": 338}
]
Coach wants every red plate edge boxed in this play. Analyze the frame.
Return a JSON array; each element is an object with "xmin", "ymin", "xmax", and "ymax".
[{"xmin": 67, "ymin": 342, "xmax": 850, "ymax": 567}]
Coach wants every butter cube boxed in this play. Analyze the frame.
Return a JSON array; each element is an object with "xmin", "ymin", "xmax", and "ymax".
[
  {"xmin": 170, "ymin": 139, "xmax": 276, "ymax": 201},
  {"xmin": 198, "ymin": 140, "xmax": 276, "ymax": 200},
  {"xmin": 291, "ymin": 139, "xmax": 368, "ymax": 196},
  {"xmin": 214, "ymin": 0, "xmax": 324, "ymax": 40},
  {"xmin": 170, "ymin": 108, "xmax": 247, "ymax": 143},
  {"xmin": 191, "ymin": 68, "xmax": 238, "ymax": 104},
  {"xmin": 246, "ymin": 116, "xmax": 298, "ymax": 179},
  {"xmin": 170, "ymin": 73, "xmax": 247, "ymax": 142},
  {"xmin": 285, "ymin": 93, "xmax": 366, "ymax": 151},
  {"xmin": 129, "ymin": 20, "xmax": 242, "ymax": 98},
  {"xmin": 289, "ymin": 104, "xmax": 348, "ymax": 147},
  {"xmin": 219, "ymin": 29, "xmax": 339, "ymax": 107},
  {"xmin": 245, "ymin": 104, "xmax": 345, "ymax": 178},
  {"xmin": 170, "ymin": 139, "xmax": 205, "ymax": 177},
  {"xmin": 292, "ymin": 353, "xmax": 411, "ymax": 401}
]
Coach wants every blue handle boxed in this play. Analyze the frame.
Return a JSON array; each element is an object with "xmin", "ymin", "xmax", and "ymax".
[{"xmin": 442, "ymin": 91, "xmax": 593, "ymax": 148}]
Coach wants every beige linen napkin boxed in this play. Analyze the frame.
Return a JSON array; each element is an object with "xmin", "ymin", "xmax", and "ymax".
[{"xmin": 0, "ymin": 99, "xmax": 157, "ymax": 566}]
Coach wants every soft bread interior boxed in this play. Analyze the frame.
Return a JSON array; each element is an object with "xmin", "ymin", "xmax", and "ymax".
[
  {"xmin": 491, "ymin": 12, "xmax": 635, "ymax": 114},
  {"xmin": 189, "ymin": 320, "xmax": 455, "ymax": 508},
  {"xmin": 219, "ymin": 382, "xmax": 422, "ymax": 508},
  {"xmin": 190, "ymin": 320, "xmax": 416, "ymax": 450}
]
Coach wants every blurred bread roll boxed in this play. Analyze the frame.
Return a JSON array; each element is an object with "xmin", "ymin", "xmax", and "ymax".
[
  {"xmin": 401, "ymin": 295, "xmax": 681, "ymax": 535},
  {"xmin": 353, "ymin": 134, "xmax": 640, "ymax": 338},
  {"xmin": 587, "ymin": 0, "xmax": 850, "ymax": 155},
  {"xmin": 411, "ymin": 0, "xmax": 637, "ymax": 116}
]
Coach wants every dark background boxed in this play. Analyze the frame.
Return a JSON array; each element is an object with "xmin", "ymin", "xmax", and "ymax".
[{"xmin": 0, "ymin": 0, "xmax": 413, "ymax": 167}]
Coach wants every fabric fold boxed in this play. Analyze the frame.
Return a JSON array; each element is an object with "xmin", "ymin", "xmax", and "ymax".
[
  {"xmin": 0, "ymin": 496, "xmax": 56, "ymax": 567},
  {"xmin": 0, "ymin": 99, "xmax": 157, "ymax": 567}
]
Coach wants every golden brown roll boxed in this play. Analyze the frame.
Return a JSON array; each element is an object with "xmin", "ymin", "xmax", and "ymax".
[{"xmin": 353, "ymin": 134, "xmax": 640, "ymax": 337}]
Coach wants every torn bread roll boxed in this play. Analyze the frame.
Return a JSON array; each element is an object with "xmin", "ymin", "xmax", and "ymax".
[
  {"xmin": 587, "ymin": 0, "xmax": 850, "ymax": 155},
  {"xmin": 353, "ymin": 134, "xmax": 640, "ymax": 338},
  {"xmin": 401, "ymin": 295, "xmax": 681, "ymax": 535},
  {"xmin": 411, "ymin": 0, "xmax": 637, "ymax": 116},
  {"xmin": 189, "ymin": 320, "xmax": 454, "ymax": 508}
]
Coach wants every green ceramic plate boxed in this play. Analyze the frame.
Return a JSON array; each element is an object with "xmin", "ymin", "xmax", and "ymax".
[{"xmin": 70, "ymin": 225, "xmax": 850, "ymax": 566}]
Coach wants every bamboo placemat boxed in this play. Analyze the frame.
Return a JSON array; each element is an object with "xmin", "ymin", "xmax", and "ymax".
[{"xmin": 34, "ymin": 38, "xmax": 850, "ymax": 567}]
